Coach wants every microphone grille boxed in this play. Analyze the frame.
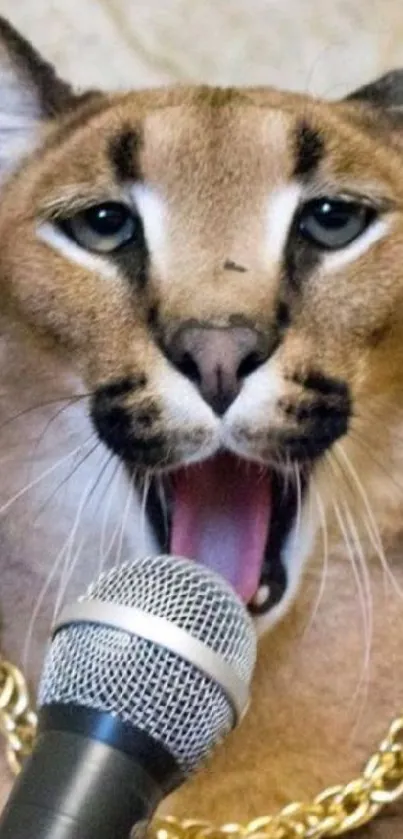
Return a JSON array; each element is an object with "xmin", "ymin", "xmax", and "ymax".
[
  {"xmin": 39, "ymin": 556, "xmax": 256, "ymax": 773},
  {"xmin": 85, "ymin": 555, "xmax": 254, "ymax": 681}
]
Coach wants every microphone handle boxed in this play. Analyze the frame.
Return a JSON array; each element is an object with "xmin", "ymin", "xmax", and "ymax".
[{"xmin": 0, "ymin": 730, "xmax": 161, "ymax": 839}]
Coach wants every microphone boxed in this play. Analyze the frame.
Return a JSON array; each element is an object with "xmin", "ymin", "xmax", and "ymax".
[{"xmin": 0, "ymin": 555, "xmax": 256, "ymax": 839}]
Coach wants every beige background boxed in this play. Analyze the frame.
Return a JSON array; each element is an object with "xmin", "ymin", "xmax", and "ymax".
[{"xmin": 2, "ymin": 0, "xmax": 403, "ymax": 97}]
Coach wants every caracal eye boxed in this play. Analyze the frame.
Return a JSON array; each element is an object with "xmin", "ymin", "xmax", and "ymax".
[
  {"xmin": 297, "ymin": 197, "xmax": 377, "ymax": 250},
  {"xmin": 58, "ymin": 202, "xmax": 140, "ymax": 253}
]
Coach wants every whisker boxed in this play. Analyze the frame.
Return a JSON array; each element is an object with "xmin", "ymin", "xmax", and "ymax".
[
  {"xmin": 71, "ymin": 453, "xmax": 118, "ymax": 579},
  {"xmin": 156, "ymin": 475, "xmax": 170, "ymax": 546},
  {"xmin": 282, "ymin": 452, "xmax": 292, "ymax": 499},
  {"xmin": 348, "ymin": 427, "xmax": 403, "ymax": 498},
  {"xmin": 301, "ymin": 474, "xmax": 329, "ymax": 636},
  {"xmin": 33, "ymin": 435, "xmax": 98, "ymax": 521},
  {"xmin": 140, "ymin": 470, "xmax": 152, "ymax": 554},
  {"xmin": 20, "ymin": 446, "xmax": 108, "ymax": 673},
  {"xmin": 21, "ymin": 536, "xmax": 70, "ymax": 675},
  {"xmin": 325, "ymin": 448, "xmax": 375, "ymax": 715},
  {"xmin": 89, "ymin": 453, "xmax": 118, "ymax": 521},
  {"xmin": 28, "ymin": 397, "xmax": 90, "ymax": 466},
  {"xmin": 115, "ymin": 474, "xmax": 136, "ymax": 567},
  {"xmin": 0, "ymin": 439, "xmax": 94, "ymax": 517},
  {"xmin": 352, "ymin": 401, "xmax": 403, "ymax": 448},
  {"xmin": 22, "ymin": 404, "xmax": 92, "ymax": 515},
  {"xmin": 101, "ymin": 464, "xmax": 135, "ymax": 565},
  {"xmin": 52, "ymin": 447, "xmax": 110, "ymax": 621},
  {"xmin": 331, "ymin": 493, "xmax": 372, "ymax": 704},
  {"xmin": 98, "ymin": 461, "xmax": 125, "ymax": 575},
  {"xmin": 0, "ymin": 392, "xmax": 89, "ymax": 432},
  {"xmin": 335, "ymin": 441, "xmax": 403, "ymax": 600},
  {"xmin": 341, "ymin": 500, "xmax": 373, "ymax": 733},
  {"xmin": 325, "ymin": 452, "xmax": 371, "ymax": 637},
  {"xmin": 289, "ymin": 461, "xmax": 302, "ymax": 558}
]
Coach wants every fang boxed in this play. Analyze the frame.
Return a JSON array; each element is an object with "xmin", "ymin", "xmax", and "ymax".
[{"xmin": 250, "ymin": 584, "xmax": 271, "ymax": 609}]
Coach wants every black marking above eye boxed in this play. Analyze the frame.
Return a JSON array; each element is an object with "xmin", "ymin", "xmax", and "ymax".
[
  {"xmin": 57, "ymin": 202, "xmax": 143, "ymax": 254},
  {"xmin": 109, "ymin": 128, "xmax": 143, "ymax": 182},
  {"xmin": 297, "ymin": 198, "xmax": 377, "ymax": 250},
  {"xmin": 293, "ymin": 122, "xmax": 324, "ymax": 178}
]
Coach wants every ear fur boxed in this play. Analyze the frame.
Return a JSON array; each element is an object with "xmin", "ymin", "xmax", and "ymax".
[
  {"xmin": 0, "ymin": 17, "xmax": 95, "ymax": 181},
  {"xmin": 346, "ymin": 69, "xmax": 403, "ymax": 112},
  {"xmin": 342, "ymin": 69, "xmax": 403, "ymax": 150}
]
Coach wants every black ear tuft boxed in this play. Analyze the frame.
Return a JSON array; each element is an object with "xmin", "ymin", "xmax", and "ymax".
[
  {"xmin": 0, "ymin": 16, "xmax": 75, "ymax": 118},
  {"xmin": 346, "ymin": 69, "xmax": 403, "ymax": 112},
  {"xmin": 0, "ymin": 17, "xmax": 98, "ymax": 182}
]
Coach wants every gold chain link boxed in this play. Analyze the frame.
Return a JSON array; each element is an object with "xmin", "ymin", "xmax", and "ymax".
[{"xmin": 1, "ymin": 655, "xmax": 403, "ymax": 838}]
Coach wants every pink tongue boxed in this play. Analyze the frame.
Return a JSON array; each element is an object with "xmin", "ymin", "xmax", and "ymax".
[{"xmin": 170, "ymin": 453, "xmax": 271, "ymax": 603}]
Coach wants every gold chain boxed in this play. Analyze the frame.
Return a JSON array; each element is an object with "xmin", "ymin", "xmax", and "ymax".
[{"xmin": 1, "ymin": 657, "xmax": 403, "ymax": 838}]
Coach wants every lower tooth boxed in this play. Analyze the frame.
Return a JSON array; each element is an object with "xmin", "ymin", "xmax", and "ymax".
[{"xmin": 251, "ymin": 584, "xmax": 271, "ymax": 608}]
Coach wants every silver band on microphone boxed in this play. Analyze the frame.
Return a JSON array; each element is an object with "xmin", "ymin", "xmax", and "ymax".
[{"xmin": 54, "ymin": 601, "xmax": 249, "ymax": 723}]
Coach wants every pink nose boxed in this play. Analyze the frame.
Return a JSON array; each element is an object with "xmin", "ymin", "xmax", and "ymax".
[{"xmin": 167, "ymin": 326, "xmax": 271, "ymax": 415}]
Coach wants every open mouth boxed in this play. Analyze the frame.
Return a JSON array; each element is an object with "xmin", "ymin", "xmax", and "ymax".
[
  {"xmin": 143, "ymin": 452, "xmax": 308, "ymax": 615},
  {"xmin": 91, "ymin": 369, "xmax": 350, "ymax": 612}
]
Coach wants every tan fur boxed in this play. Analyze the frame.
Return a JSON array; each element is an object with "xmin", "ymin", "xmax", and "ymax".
[{"xmin": 1, "ymin": 22, "xmax": 403, "ymax": 837}]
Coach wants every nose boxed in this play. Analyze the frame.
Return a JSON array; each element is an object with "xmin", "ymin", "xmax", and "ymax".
[{"xmin": 166, "ymin": 325, "xmax": 273, "ymax": 415}]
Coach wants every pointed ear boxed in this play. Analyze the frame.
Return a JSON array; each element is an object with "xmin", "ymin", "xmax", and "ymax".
[
  {"xmin": 342, "ymin": 70, "xmax": 403, "ymax": 149},
  {"xmin": 345, "ymin": 69, "xmax": 403, "ymax": 112},
  {"xmin": 0, "ymin": 17, "xmax": 93, "ymax": 180}
]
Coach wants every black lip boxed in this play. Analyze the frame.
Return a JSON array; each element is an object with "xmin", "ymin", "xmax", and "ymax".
[{"xmin": 132, "ymin": 464, "xmax": 308, "ymax": 616}]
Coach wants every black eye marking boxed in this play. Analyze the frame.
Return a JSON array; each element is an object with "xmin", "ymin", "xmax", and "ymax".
[
  {"xmin": 223, "ymin": 259, "xmax": 248, "ymax": 273},
  {"xmin": 283, "ymin": 232, "xmax": 321, "ymax": 289},
  {"xmin": 109, "ymin": 128, "xmax": 143, "ymax": 182},
  {"xmin": 293, "ymin": 122, "xmax": 324, "ymax": 178}
]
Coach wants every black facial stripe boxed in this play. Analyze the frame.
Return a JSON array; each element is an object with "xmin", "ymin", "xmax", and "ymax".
[
  {"xmin": 283, "ymin": 231, "xmax": 322, "ymax": 289},
  {"xmin": 95, "ymin": 375, "xmax": 147, "ymax": 400},
  {"xmin": 91, "ymin": 400, "xmax": 166, "ymax": 464},
  {"xmin": 283, "ymin": 126, "xmax": 325, "ymax": 289},
  {"xmin": 280, "ymin": 373, "xmax": 351, "ymax": 460},
  {"xmin": 110, "ymin": 226, "xmax": 149, "ymax": 288},
  {"xmin": 294, "ymin": 399, "xmax": 344, "ymax": 422},
  {"xmin": 292, "ymin": 371, "xmax": 349, "ymax": 399},
  {"xmin": 293, "ymin": 122, "xmax": 324, "ymax": 178},
  {"xmin": 109, "ymin": 128, "xmax": 143, "ymax": 182},
  {"xmin": 279, "ymin": 421, "xmax": 348, "ymax": 459},
  {"xmin": 275, "ymin": 300, "xmax": 291, "ymax": 329},
  {"xmin": 90, "ymin": 379, "xmax": 169, "ymax": 468}
]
